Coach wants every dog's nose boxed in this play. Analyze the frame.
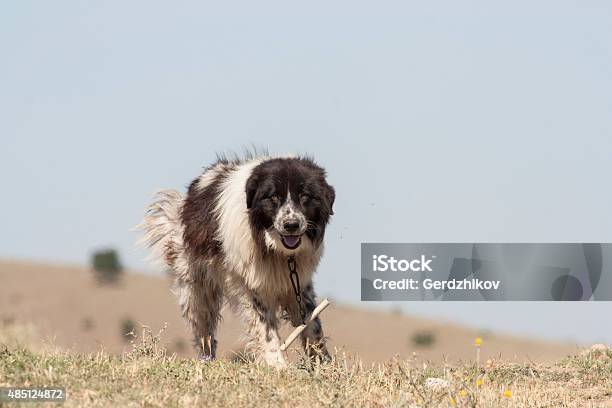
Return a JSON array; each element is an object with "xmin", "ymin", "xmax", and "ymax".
[{"xmin": 283, "ymin": 220, "xmax": 300, "ymax": 234}]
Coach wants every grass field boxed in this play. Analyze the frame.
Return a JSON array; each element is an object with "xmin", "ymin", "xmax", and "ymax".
[
  {"xmin": 0, "ymin": 260, "xmax": 581, "ymax": 365},
  {"xmin": 1, "ymin": 324, "xmax": 610, "ymax": 407}
]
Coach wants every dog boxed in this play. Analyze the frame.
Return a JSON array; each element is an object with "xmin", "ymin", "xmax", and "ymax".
[{"xmin": 139, "ymin": 154, "xmax": 335, "ymax": 367}]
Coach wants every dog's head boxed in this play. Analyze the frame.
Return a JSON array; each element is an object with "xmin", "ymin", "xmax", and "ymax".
[{"xmin": 246, "ymin": 157, "xmax": 335, "ymax": 254}]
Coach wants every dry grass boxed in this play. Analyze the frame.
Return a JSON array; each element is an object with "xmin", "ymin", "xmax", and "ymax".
[
  {"xmin": 0, "ymin": 324, "xmax": 610, "ymax": 407},
  {"xmin": 0, "ymin": 259, "xmax": 580, "ymax": 365}
]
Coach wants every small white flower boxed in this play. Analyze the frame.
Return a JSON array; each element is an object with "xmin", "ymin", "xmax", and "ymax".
[{"xmin": 425, "ymin": 377, "xmax": 450, "ymax": 390}]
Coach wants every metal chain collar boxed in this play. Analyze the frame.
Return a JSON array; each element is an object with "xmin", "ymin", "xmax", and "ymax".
[{"xmin": 287, "ymin": 255, "xmax": 306, "ymax": 324}]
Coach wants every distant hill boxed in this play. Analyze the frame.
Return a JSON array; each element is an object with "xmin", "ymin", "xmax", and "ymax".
[{"xmin": 0, "ymin": 259, "xmax": 579, "ymax": 364}]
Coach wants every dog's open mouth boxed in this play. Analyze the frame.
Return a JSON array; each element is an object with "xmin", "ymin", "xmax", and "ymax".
[{"xmin": 281, "ymin": 234, "xmax": 302, "ymax": 249}]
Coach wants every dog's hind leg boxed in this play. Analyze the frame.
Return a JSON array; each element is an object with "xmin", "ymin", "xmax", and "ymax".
[{"xmin": 175, "ymin": 270, "xmax": 223, "ymax": 360}]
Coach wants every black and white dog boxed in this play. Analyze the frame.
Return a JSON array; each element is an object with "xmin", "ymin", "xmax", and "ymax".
[{"xmin": 139, "ymin": 154, "xmax": 335, "ymax": 367}]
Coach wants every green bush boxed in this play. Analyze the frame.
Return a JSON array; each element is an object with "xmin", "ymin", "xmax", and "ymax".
[
  {"xmin": 411, "ymin": 330, "xmax": 436, "ymax": 348},
  {"xmin": 120, "ymin": 318, "xmax": 137, "ymax": 342},
  {"xmin": 173, "ymin": 338, "xmax": 187, "ymax": 353},
  {"xmin": 91, "ymin": 249, "xmax": 123, "ymax": 284},
  {"xmin": 81, "ymin": 317, "xmax": 95, "ymax": 332}
]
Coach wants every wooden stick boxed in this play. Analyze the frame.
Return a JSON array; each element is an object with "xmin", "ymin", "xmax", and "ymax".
[{"xmin": 280, "ymin": 298, "xmax": 330, "ymax": 351}]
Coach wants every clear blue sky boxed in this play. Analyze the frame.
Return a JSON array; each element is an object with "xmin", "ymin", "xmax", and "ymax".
[{"xmin": 2, "ymin": 1, "xmax": 611, "ymax": 344}]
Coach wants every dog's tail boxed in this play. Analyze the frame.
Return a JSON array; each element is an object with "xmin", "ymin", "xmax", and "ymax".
[{"xmin": 137, "ymin": 189, "xmax": 185, "ymax": 269}]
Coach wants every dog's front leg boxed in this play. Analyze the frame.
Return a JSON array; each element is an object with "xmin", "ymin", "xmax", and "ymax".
[
  {"xmin": 283, "ymin": 283, "xmax": 331, "ymax": 361},
  {"xmin": 298, "ymin": 283, "xmax": 331, "ymax": 361},
  {"xmin": 243, "ymin": 293, "xmax": 286, "ymax": 368}
]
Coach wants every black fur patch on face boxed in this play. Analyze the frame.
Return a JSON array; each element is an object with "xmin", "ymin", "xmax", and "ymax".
[
  {"xmin": 245, "ymin": 158, "xmax": 335, "ymax": 249},
  {"xmin": 181, "ymin": 164, "xmax": 233, "ymax": 258}
]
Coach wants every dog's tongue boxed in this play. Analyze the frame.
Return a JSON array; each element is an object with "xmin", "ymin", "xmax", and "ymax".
[{"xmin": 282, "ymin": 235, "xmax": 300, "ymax": 248}]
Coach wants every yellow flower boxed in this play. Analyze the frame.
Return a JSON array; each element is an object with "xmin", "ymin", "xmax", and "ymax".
[
  {"xmin": 449, "ymin": 396, "xmax": 457, "ymax": 406},
  {"xmin": 474, "ymin": 337, "xmax": 482, "ymax": 347},
  {"xmin": 476, "ymin": 379, "xmax": 483, "ymax": 387},
  {"xmin": 459, "ymin": 389, "xmax": 467, "ymax": 397},
  {"xmin": 503, "ymin": 390, "xmax": 512, "ymax": 398}
]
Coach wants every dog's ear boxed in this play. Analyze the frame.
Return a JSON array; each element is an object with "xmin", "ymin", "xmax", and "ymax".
[
  {"xmin": 245, "ymin": 174, "xmax": 259, "ymax": 209},
  {"xmin": 325, "ymin": 183, "xmax": 335, "ymax": 215}
]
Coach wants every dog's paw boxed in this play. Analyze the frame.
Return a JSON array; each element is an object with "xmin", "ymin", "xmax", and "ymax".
[
  {"xmin": 263, "ymin": 353, "xmax": 288, "ymax": 369},
  {"xmin": 199, "ymin": 355, "xmax": 215, "ymax": 362},
  {"xmin": 305, "ymin": 345, "xmax": 332, "ymax": 364}
]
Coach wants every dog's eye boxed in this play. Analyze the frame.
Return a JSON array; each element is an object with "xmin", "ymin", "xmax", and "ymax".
[
  {"xmin": 267, "ymin": 193, "xmax": 280, "ymax": 202},
  {"xmin": 300, "ymin": 193, "xmax": 314, "ymax": 201}
]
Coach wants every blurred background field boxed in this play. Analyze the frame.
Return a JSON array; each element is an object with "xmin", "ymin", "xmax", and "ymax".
[
  {"xmin": 1, "ymin": 261, "xmax": 610, "ymax": 407},
  {"xmin": 0, "ymin": 259, "xmax": 580, "ymax": 365}
]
